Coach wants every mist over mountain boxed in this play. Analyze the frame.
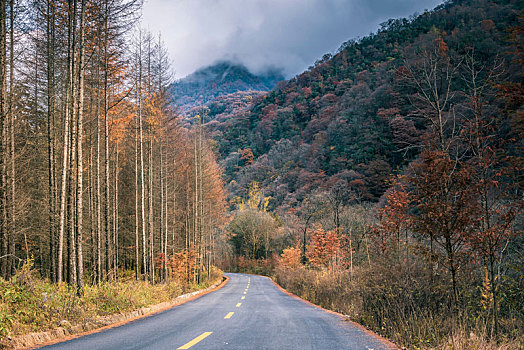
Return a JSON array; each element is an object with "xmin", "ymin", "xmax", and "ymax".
[
  {"xmin": 142, "ymin": 0, "xmax": 444, "ymax": 78},
  {"xmin": 200, "ymin": 0, "xmax": 522, "ymax": 211},
  {"xmin": 169, "ymin": 61, "xmax": 284, "ymax": 115}
]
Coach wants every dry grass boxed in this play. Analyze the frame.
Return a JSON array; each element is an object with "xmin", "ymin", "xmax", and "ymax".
[
  {"xmin": 441, "ymin": 329, "xmax": 523, "ymax": 350},
  {"xmin": 0, "ymin": 262, "xmax": 222, "ymax": 346},
  {"xmin": 274, "ymin": 265, "xmax": 522, "ymax": 350}
]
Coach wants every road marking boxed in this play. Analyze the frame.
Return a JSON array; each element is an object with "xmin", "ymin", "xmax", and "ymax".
[
  {"xmin": 236, "ymin": 302, "xmax": 242, "ymax": 307},
  {"xmin": 243, "ymin": 291, "xmax": 247, "ymax": 294},
  {"xmin": 177, "ymin": 332, "xmax": 213, "ymax": 349},
  {"xmin": 241, "ymin": 296, "xmax": 245, "ymax": 300},
  {"xmin": 224, "ymin": 312, "xmax": 234, "ymax": 319}
]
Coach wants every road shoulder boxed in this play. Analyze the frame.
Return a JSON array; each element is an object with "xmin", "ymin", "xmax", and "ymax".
[{"xmin": 262, "ymin": 274, "xmax": 399, "ymax": 350}]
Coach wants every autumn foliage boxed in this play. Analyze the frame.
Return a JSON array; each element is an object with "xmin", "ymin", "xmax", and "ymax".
[
  {"xmin": 155, "ymin": 250, "xmax": 199, "ymax": 283},
  {"xmin": 306, "ymin": 226, "xmax": 340, "ymax": 269},
  {"xmin": 267, "ymin": 4, "xmax": 524, "ymax": 349},
  {"xmin": 370, "ymin": 181, "xmax": 410, "ymax": 255},
  {"xmin": 280, "ymin": 245, "xmax": 302, "ymax": 270}
]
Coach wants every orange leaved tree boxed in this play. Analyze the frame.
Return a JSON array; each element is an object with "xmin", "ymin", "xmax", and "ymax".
[
  {"xmin": 306, "ymin": 226, "xmax": 340, "ymax": 270},
  {"xmin": 280, "ymin": 244, "xmax": 302, "ymax": 270}
]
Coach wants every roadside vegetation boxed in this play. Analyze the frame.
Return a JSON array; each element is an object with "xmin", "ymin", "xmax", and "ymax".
[
  {"xmin": 0, "ymin": 261, "xmax": 222, "ymax": 348},
  {"xmin": 225, "ymin": 199, "xmax": 522, "ymax": 350},
  {"xmin": 274, "ymin": 263, "xmax": 522, "ymax": 349}
]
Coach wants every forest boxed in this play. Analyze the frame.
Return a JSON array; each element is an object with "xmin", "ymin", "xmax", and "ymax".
[
  {"xmin": 0, "ymin": 0, "xmax": 229, "ymax": 346},
  {"xmin": 0, "ymin": 0, "xmax": 521, "ymax": 349},
  {"xmin": 211, "ymin": 0, "xmax": 523, "ymax": 348}
]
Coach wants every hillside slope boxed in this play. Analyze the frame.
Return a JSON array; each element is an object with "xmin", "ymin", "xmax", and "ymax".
[{"xmin": 203, "ymin": 0, "xmax": 522, "ymax": 210}]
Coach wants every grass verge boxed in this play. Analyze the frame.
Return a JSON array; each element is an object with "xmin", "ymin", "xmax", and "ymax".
[
  {"xmin": 0, "ymin": 262, "xmax": 223, "ymax": 349},
  {"xmin": 273, "ymin": 267, "xmax": 522, "ymax": 350}
]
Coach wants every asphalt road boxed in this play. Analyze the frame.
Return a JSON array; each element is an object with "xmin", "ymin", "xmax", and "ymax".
[{"xmin": 37, "ymin": 273, "xmax": 396, "ymax": 350}]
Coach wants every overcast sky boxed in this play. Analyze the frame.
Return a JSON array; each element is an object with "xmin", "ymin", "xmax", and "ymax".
[{"xmin": 142, "ymin": 0, "xmax": 444, "ymax": 79}]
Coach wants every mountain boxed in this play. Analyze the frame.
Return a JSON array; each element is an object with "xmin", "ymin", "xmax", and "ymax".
[
  {"xmin": 202, "ymin": 0, "xmax": 522, "ymax": 211},
  {"xmin": 169, "ymin": 61, "xmax": 284, "ymax": 115}
]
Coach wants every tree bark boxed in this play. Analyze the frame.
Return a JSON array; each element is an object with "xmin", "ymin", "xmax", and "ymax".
[
  {"xmin": 135, "ymin": 112, "xmax": 140, "ymax": 280},
  {"xmin": 137, "ymin": 33, "xmax": 147, "ymax": 281},
  {"xmin": 7, "ymin": 0, "xmax": 14, "ymax": 276},
  {"xmin": 57, "ymin": 0, "xmax": 76, "ymax": 283},
  {"xmin": 75, "ymin": 0, "xmax": 85, "ymax": 293},
  {"xmin": 0, "ymin": 0, "xmax": 7, "ymax": 280},
  {"xmin": 103, "ymin": 0, "xmax": 111, "ymax": 280},
  {"xmin": 46, "ymin": 0, "xmax": 57, "ymax": 282}
]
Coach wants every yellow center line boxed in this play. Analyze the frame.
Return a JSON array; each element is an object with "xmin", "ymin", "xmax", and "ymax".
[
  {"xmin": 177, "ymin": 332, "xmax": 213, "ymax": 349},
  {"xmin": 236, "ymin": 302, "xmax": 242, "ymax": 307},
  {"xmin": 244, "ymin": 291, "xmax": 247, "ymax": 294},
  {"xmin": 241, "ymin": 296, "xmax": 245, "ymax": 300},
  {"xmin": 224, "ymin": 312, "xmax": 234, "ymax": 319}
]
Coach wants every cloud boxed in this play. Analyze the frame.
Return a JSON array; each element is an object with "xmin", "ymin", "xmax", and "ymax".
[{"xmin": 142, "ymin": 0, "xmax": 443, "ymax": 79}]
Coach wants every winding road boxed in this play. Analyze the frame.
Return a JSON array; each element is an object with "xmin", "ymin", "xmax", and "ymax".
[{"xmin": 37, "ymin": 273, "xmax": 396, "ymax": 350}]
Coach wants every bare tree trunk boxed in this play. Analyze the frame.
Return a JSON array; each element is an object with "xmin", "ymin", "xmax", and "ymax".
[
  {"xmin": 148, "ymin": 136, "xmax": 154, "ymax": 283},
  {"xmin": 159, "ymin": 139, "xmax": 164, "ymax": 280},
  {"xmin": 46, "ymin": 0, "xmax": 57, "ymax": 282},
  {"xmin": 88, "ymin": 144, "xmax": 96, "ymax": 283},
  {"xmin": 172, "ymin": 158, "xmax": 177, "ymax": 257},
  {"xmin": 113, "ymin": 142, "xmax": 119, "ymax": 279},
  {"xmin": 57, "ymin": 0, "xmax": 75, "ymax": 283},
  {"xmin": 103, "ymin": 1, "xmax": 111, "ymax": 280},
  {"xmin": 163, "ymin": 145, "xmax": 168, "ymax": 281},
  {"xmin": 198, "ymin": 118, "xmax": 204, "ymax": 281},
  {"xmin": 7, "ymin": 0, "xmax": 14, "ymax": 276},
  {"xmin": 95, "ymin": 68, "xmax": 101, "ymax": 283},
  {"xmin": 349, "ymin": 227, "xmax": 353, "ymax": 280},
  {"xmin": 67, "ymin": 0, "xmax": 78, "ymax": 287},
  {"xmin": 135, "ymin": 115, "xmax": 140, "ymax": 280},
  {"xmin": 75, "ymin": 0, "xmax": 85, "ymax": 293},
  {"xmin": 137, "ymin": 33, "xmax": 147, "ymax": 281},
  {"xmin": 68, "ymin": 92, "xmax": 77, "ymax": 285},
  {"xmin": 193, "ymin": 125, "xmax": 199, "ymax": 283},
  {"xmin": 0, "ymin": 0, "xmax": 7, "ymax": 280}
]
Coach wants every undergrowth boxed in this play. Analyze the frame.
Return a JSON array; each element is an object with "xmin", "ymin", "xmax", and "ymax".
[
  {"xmin": 274, "ymin": 266, "xmax": 522, "ymax": 350},
  {"xmin": 0, "ymin": 261, "xmax": 222, "ymax": 347}
]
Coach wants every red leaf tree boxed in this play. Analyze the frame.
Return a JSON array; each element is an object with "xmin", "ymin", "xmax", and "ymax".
[{"xmin": 306, "ymin": 226, "xmax": 340, "ymax": 269}]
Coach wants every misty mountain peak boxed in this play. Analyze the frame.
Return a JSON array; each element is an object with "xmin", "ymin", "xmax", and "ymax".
[{"xmin": 170, "ymin": 61, "xmax": 284, "ymax": 114}]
